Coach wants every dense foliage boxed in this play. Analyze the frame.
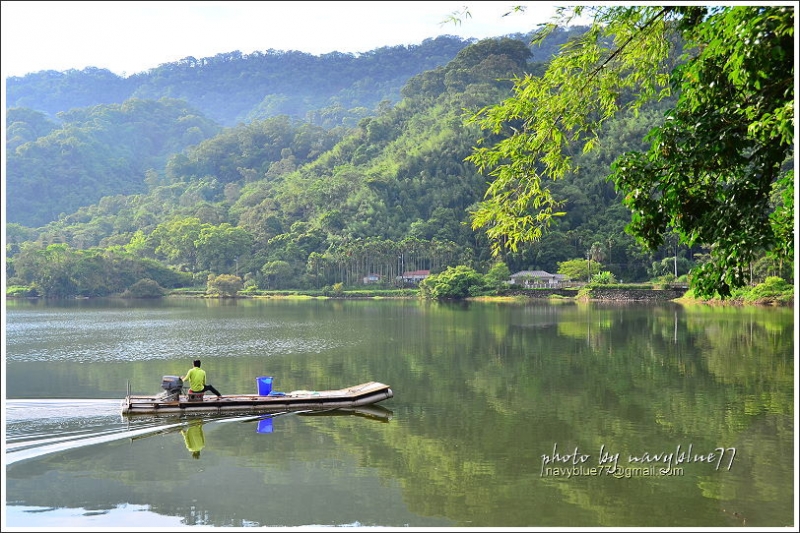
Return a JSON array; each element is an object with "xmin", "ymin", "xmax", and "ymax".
[
  {"xmin": 10, "ymin": 243, "xmax": 191, "ymax": 298},
  {"xmin": 611, "ymin": 7, "xmax": 794, "ymax": 297},
  {"xmin": 466, "ymin": 6, "xmax": 794, "ymax": 298}
]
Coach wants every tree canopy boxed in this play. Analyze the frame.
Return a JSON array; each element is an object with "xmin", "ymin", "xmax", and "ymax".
[{"xmin": 466, "ymin": 5, "xmax": 794, "ymax": 297}]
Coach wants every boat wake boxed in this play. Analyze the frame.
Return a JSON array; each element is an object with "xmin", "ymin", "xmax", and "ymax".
[
  {"xmin": 3, "ymin": 399, "xmax": 269, "ymax": 466},
  {"xmin": 5, "ymin": 422, "xmax": 187, "ymax": 466}
]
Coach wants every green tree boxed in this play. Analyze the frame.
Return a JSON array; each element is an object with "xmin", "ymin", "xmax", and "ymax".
[
  {"xmin": 466, "ymin": 6, "xmax": 794, "ymax": 298},
  {"xmin": 124, "ymin": 230, "xmax": 150, "ymax": 256},
  {"xmin": 557, "ymin": 258, "xmax": 601, "ymax": 283},
  {"xmin": 195, "ymin": 223, "xmax": 254, "ymax": 274},
  {"xmin": 148, "ymin": 217, "xmax": 204, "ymax": 271},
  {"xmin": 206, "ymin": 274, "xmax": 243, "ymax": 297},
  {"xmin": 12, "ymin": 243, "xmax": 78, "ymax": 297},
  {"xmin": 260, "ymin": 260, "xmax": 293, "ymax": 290},
  {"xmin": 484, "ymin": 261, "xmax": 511, "ymax": 289},
  {"xmin": 123, "ymin": 278, "xmax": 166, "ymax": 298},
  {"xmin": 610, "ymin": 7, "xmax": 794, "ymax": 297},
  {"xmin": 419, "ymin": 265, "xmax": 488, "ymax": 299},
  {"xmin": 648, "ymin": 255, "xmax": 693, "ymax": 280}
]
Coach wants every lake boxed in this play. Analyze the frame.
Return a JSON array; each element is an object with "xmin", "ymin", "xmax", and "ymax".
[{"xmin": 3, "ymin": 297, "xmax": 795, "ymax": 528}]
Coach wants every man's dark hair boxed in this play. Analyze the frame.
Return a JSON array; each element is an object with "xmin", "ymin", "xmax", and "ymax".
[{"xmin": 193, "ymin": 360, "xmax": 201, "ymax": 367}]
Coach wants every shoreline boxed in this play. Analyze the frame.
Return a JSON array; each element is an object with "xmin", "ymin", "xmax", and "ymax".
[{"xmin": 8, "ymin": 289, "xmax": 792, "ymax": 307}]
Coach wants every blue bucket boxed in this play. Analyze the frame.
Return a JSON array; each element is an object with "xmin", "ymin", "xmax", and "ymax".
[
  {"xmin": 256, "ymin": 418, "xmax": 274, "ymax": 434},
  {"xmin": 256, "ymin": 376, "xmax": 273, "ymax": 396}
]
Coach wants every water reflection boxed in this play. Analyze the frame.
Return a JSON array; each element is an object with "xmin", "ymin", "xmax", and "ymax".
[
  {"xmin": 4, "ymin": 299, "xmax": 793, "ymax": 528},
  {"xmin": 256, "ymin": 417, "xmax": 273, "ymax": 434},
  {"xmin": 181, "ymin": 420, "xmax": 205, "ymax": 459},
  {"xmin": 176, "ymin": 405, "xmax": 396, "ymax": 454},
  {"xmin": 299, "ymin": 405, "xmax": 393, "ymax": 423}
]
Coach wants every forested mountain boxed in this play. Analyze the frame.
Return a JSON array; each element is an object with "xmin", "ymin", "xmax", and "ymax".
[
  {"xmin": 6, "ymin": 99, "xmax": 221, "ymax": 227},
  {"xmin": 11, "ymin": 24, "xmax": 782, "ymax": 298},
  {"xmin": 6, "ymin": 30, "xmax": 581, "ymax": 127},
  {"xmin": 5, "ymin": 28, "xmax": 586, "ymax": 229}
]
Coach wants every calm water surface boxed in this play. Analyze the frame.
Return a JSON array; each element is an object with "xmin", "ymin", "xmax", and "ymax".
[{"xmin": 3, "ymin": 298, "xmax": 795, "ymax": 528}]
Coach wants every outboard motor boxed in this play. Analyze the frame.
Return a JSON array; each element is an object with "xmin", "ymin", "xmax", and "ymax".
[{"xmin": 161, "ymin": 375, "xmax": 183, "ymax": 401}]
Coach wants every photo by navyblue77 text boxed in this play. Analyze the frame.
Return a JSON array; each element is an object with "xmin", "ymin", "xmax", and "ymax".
[{"xmin": 540, "ymin": 443, "xmax": 736, "ymax": 478}]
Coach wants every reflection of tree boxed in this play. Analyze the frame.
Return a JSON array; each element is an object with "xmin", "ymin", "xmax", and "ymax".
[
  {"xmin": 182, "ymin": 420, "xmax": 205, "ymax": 459},
  {"xmin": 356, "ymin": 302, "xmax": 794, "ymax": 526}
]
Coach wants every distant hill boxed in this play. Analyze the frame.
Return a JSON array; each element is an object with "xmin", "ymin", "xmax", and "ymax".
[
  {"xmin": 5, "ymin": 99, "xmax": 222, "ymax": 227},
  {"xmin": 5, "ymin": 28, "xmax": 585, "ymax": 127}
]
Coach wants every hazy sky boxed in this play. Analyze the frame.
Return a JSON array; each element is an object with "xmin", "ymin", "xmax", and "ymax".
[{"xmin": 1, "ymin": 1, "xmax": 574, "ymax": 78}]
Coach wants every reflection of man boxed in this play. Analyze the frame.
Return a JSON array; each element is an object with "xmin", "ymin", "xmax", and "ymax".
[{"xmin": 181, "ymin": 421, "xmax": 205, "ymax": 459}]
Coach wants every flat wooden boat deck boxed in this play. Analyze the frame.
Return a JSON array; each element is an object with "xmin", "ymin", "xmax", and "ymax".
[{"xmin": 121, "ymin": 381, "xmax": 393, "ymax": 415}]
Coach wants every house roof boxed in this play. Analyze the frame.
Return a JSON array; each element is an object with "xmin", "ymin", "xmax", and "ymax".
[{"xmin": 510, "ymin": 270, "xmax": 564, "ymax": 278}]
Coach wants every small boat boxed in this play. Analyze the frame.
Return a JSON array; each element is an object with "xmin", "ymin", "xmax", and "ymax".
[{"xmin": 121, "ymin": 375, "xmax": 393, "ymax": 415}]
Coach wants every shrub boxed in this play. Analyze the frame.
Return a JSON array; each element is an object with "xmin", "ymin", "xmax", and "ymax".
[
  {"xmin": 206, "ymin": 274, "xmax": 243, "ymax": 297},
  {"xmin": 123, "ymin": 278, "xmax": 166, "ymax": 298},
  {"xmin": 652, "ymin": 274, "xmax": 676, "ymax": 289},
  {"xmin": 6, "ymin": 285, "xmax": 38, "ymax": 297},
  {"xmin": 591, "ymin": 271, "xmax": 617, "ymax": 284},
  {"xmin": 419, "ymin": 265, "xmax": 489, "ymax": 299},
  {"xmin": 744, "ymin": 276, "xmax": 793, "ymax": 303}
]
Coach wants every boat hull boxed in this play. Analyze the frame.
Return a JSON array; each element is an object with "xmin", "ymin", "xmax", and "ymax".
[{"xmin": 121, "ymin": 381, "xmax": 393, "ymax": 415}]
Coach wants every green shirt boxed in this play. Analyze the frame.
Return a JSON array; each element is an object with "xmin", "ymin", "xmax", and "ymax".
[{"xmin": 184, "ymin": 367, "xmax": 206, "ymax": 392}]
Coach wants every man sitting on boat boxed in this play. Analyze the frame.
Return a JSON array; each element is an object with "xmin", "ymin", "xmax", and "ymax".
[{"xmin": 181, "ymin": 359, "xmax": 222, "ymax": 398}]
